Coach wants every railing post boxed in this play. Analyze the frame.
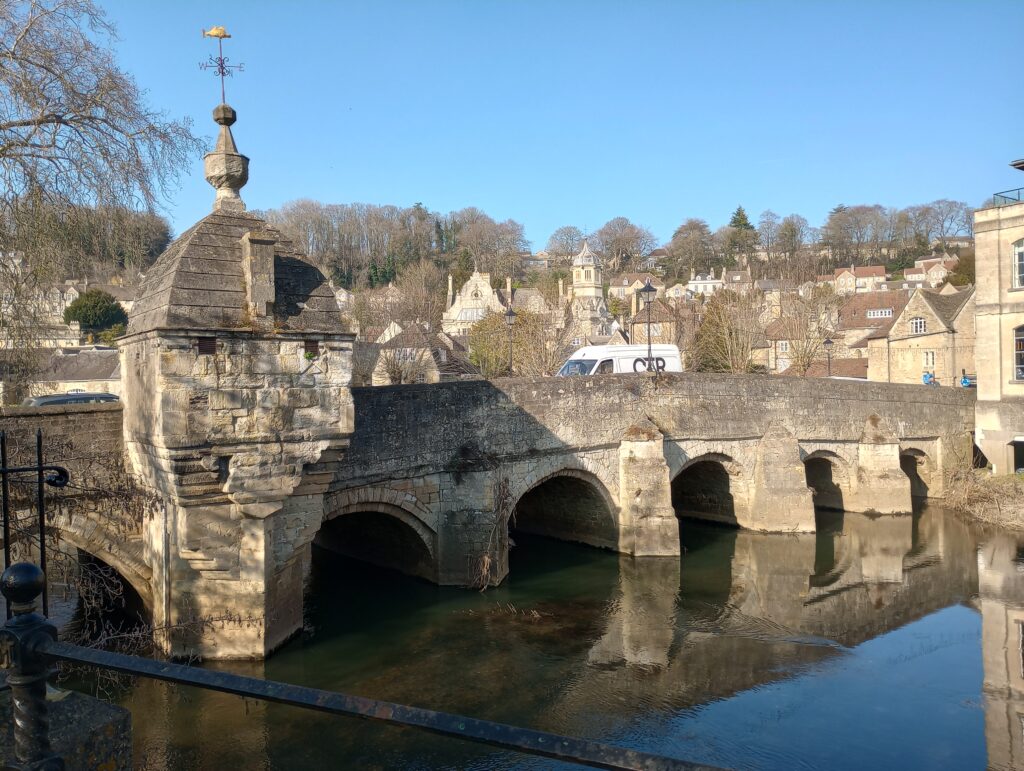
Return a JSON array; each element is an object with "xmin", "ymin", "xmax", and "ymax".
[{"xmin": 0, "ymin": 562, "xmax": 62, "ymax": 770}]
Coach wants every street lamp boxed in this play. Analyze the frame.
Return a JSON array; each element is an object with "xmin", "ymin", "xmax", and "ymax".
[
  {"xmin": 505, "ymin": 307, "xmax": 516, "ymax": 376},
  {"xmin": 640, "ymin": 279, "xmax": 657, "ymax": 372},
  {"xmin": 823, "ymin": 337, "xmax": 834, "ymax": 377}
]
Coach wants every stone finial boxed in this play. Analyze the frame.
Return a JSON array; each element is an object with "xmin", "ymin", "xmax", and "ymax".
[{"xmin": 204, "ymin": 103, "xmax": 249, "ymax": 212}]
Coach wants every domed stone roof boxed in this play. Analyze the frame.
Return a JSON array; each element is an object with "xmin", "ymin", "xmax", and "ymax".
[{"xmin": 125, "ymin": 105, "xmax": 342, "ymax": 337}]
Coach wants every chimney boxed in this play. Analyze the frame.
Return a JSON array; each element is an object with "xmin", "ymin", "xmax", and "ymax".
[
  {"xmin": 506, "ymin": 276, "xmax": 512, "ymax": 300},
  {"xmin": 447, "ymin": 273, "xmax": 454, "ymax": 309},
  {"xmin": 240, "ymin": 229, "xmax": 277, "ymax": 322},
  {"xmin": 558, "ymin": 278, "xmax": 564, "ymax": 300},
  {"xmin": 690, "ymin": 267, "xmax": 695, "ymax": 281}
]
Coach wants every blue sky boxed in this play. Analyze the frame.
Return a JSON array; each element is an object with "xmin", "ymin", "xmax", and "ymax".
[{"xmin": 102, "ymin": 0, "xmax": 1024, "ymax": 248}]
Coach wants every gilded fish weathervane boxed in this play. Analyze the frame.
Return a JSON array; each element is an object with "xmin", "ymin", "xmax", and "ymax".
[{"xmin": 200, "ymin": 26, "xmax": 244, "ymax": 104}]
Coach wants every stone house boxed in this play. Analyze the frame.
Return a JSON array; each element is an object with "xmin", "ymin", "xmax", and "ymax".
[
  {"xmin": 833, "ymin": 265, "xmax": 887, "ymax": 294},
  {"xmin": 763, "ymin": 317, "xmax": 805, "ymax": 373},
  {"xmin": 441, "ymin": 271, "xmax": 506, "ymax": 336},
  {"xmin": 878, "ymin": 278, "xmax": 927, "ymax": 291},
  {"xmin": 866, "ymin": 285, "xmax": 975, "ymax": 386},
  {"xmin": 975, "ymin": 190, "xmax": 1024, "ymax": 472},
  {"xmin": 607, "ymin": 272, "xmax": 664, "ymax": 303},
  {"xmin": 686, "ymin": 268, "xmax": 724, "ymax": 297},
  {"xmin": 370, "ymin": 325, "xmax": 476, "ymax": 386},
  {"xmin": 664, "ymin": 283, "xmax": 690, "ymax": 302},
  {"xmin": 722, "ymin": 269, "xmax": 753, "ymax": 294},
  {"xmin": 904, "ymin": 257, "xmax": 958, "ymax": 287},
  {"xmin": 837, "ymin": 290, "xmax": 911, "ymax": 359},
  {"xmin": 625, "ymin": 298, "xmax": 679, "ymax": 346}
]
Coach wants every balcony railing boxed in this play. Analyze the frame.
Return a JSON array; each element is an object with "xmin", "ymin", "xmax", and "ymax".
[{"xmin": 992, "ymin": 188, "xmax": 1024, "ymax": 207}]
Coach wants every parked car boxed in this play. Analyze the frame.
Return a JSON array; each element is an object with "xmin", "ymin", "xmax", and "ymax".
[
  {"xmin": 556, "ymin": 344, "xmax": 683, "ymax": 376},
  {"xmin": 21, "ymin": 392, "xmax": 120, "ymax": 407}
]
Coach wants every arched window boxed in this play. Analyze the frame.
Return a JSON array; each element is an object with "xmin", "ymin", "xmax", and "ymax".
[
  {"xmin": 1015, "ymin": 239, "xmax": 1024, "ymax": 288},
  {"xmin": 910, "ymin": 317, "xmax": 927, "ymax": 334},
  {"xmin": 1016, "ymin": 326, "xmax": 1024, "ymax": 381}
]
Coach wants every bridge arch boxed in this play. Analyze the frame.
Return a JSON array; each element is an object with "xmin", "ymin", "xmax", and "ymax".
[
  {"xmin": 319, "ymin": 487, "xmax": 438, "ymax": 581},
  {"xmin": 898, "ymin": 447, "xmax": 933, "ymax": 499},
  {"xmin": 672, "ymin": 453, "xmax": 743, "ymax": 526},
  {"xmin": 52, "ymin": 518, "xmax": 154, "ymax": 615},
  {"xmin": 510, "ymin": 468, "xmax": 619, "ymax": 551},
  {"xmin": 803, "ymin": 450, "xmax": 849, "ymax": 512}
]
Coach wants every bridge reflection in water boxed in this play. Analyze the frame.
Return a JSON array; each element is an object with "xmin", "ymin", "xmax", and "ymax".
[{"xmin": 92, "ymin": 505, "xmax": 1017, "ymax": 770}]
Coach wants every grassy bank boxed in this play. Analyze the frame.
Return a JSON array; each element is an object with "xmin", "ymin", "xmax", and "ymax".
[{"xmin": 947, "ymin": 470, "xmax": 1024, "ymax": 530}]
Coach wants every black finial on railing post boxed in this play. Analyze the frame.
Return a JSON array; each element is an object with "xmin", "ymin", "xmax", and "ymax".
[{"xmin": 0, "ymin": 562, "xmax": 62, "ymax": 770}]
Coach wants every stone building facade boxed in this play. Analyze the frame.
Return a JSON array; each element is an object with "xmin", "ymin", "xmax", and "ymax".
[
  {"xmin": 975, "ymin": 195, "xmax": 1024, "ymax": 473},
  {"xmin": 866, "ymin": 286, "xmax": 975, "ymax": 386}
]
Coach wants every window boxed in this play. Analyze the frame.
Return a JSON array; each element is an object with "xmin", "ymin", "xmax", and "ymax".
[
  {"xmin": 778, "ymin": 341, "xmax": 789, "ymax": 353},
  {"xmin": 585, "ymin": 269, "xmax": 592, "ymax": 281},
  {"xmin": 1015, "ymin": 240, "xmax": 1024, "ymax": 288},
  {"xmin": 1016, "ymin": 327, "xmax": 1024, "ymax": 380},
  {"xmin": 910, "ymin": 317, "xmax": 927, "ymax": 335},
  {"xmin": 596, "ymin": 359, "xmax": 614, "ymax": 374},
  {"xmin": 924, "ymin": 350, "xmax": 936, "ymax": 368},
  {"xmin": 866, "ymin": 308, "xmax": 893, "ymax": 319}
]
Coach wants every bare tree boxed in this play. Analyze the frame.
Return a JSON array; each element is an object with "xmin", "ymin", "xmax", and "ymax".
[
  {"xmin": 692, "ymin": 290, "xmax": 764, "ymax": 373},
  {"xmin": 667, "ymin": 218, "xmax": 714, "ymax": 278},
  {"xmin": 777, "ymin": 287, "xmax": 841, "ymax": 375},
  {"xmin": 757, "ymin": 210, "xmax": 781, "ymax": 265},
  {"xmin": 592, "ymin": 217, "xmax": 656, "ymax": 273},
  {"xmin": 0, "ymin": 0, "xmax": 201, "ymax": 396},
  {"xmin": 545, "ymin": 225, "xmax": 584, "ymax": 266}
]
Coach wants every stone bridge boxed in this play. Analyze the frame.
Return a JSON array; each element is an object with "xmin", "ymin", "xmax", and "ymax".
[
  {"xmin": 0, "ymin": 374, "xmax": 975, "ymax": 659},
  {"xmin": 324, "ymin": 374, "xmax": 974, "ymax": 586}
]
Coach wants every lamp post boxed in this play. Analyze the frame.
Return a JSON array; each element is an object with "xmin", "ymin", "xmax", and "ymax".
[
  {"xmin": 823, "ymin": 337, "xmax": 834, "ymax": 377},
  {"xmin": 505, "ymin": 307, "xmax": 516, "ymax": 376},
  {"xmin": 640, "ymin": 279, "xmax": 657, "ymax": 372}
]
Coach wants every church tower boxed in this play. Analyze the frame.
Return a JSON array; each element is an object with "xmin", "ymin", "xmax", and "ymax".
[
  {"xmin": 571, "ymin": 239, "xmax": 603, "ymax": 300},
  {"xmin": 567, "ymin": 239, "xmax": 613, "ymax": 339}
]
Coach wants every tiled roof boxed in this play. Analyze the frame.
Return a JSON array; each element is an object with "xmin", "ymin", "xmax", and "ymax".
[
  {"xmin": 781, "ymin": 358, "xmax": 868, "ymax": 378},
  {"xmin": 43, "ymin": 347, "xmax": 120, "ymax": 381},
  {"xmin": 838, "ymin": 290, "xmax": 910, "ymax": 331},
  {"xmin": 918, "ymin": 285, "xmax": 974, "ymax": 328},
  {"xmin": 835, "ymin": 265, "xmax": 886, "ymax": 278}
]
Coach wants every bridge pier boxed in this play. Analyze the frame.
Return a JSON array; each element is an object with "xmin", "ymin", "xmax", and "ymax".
[
  {"xmin": 843, "ymin": 416, "xmax": 913, "ymax": 514},
  {"xmin": 745, "ymin": 424, "xmax": 816, "ymax": 532},
  {"xmin": 617, "ymin": 419, "xmax": 680, "ymax": 557}
]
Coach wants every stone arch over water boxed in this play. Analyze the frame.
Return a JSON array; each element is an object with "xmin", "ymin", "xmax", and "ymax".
[
  {"xmin": 899, "ymin": 448, "xmax": 932, "ymax": 499},
  {"xmin": 671, "ymin": 453, "xmax": 742, "ymax": 526},
  {"xmin": 803, "ymin": 450, "xmax": 849, "ymax": 512},
  {"xmin": 511, "ymin": 468, "xmax": 619, "ymax": 551},
  {"xmin": 53, "ymin": 521, "xmax": 154, "ymax": 616},
  {"xmin": 319, "ymin": 491, "xmax": 438, "ymax": 582}
]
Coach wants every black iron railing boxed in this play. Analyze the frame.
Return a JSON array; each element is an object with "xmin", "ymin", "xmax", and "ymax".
[{"xmin": 0, "ymin": 429, "xmax": 70, "ymax": 619}]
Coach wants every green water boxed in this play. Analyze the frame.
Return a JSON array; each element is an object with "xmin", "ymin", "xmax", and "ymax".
[{"xmin": 101, "ymin": 507, "xmax": 1024, "ymax": 770}]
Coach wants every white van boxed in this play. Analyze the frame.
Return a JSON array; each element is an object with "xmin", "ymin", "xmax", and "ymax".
[{"xmin": 556, "ymin": 344, "xmax": 683, "ymax": 376}]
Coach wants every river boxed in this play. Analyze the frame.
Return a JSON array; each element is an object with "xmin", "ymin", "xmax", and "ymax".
[{"xmin": 74, "ymin": 505, "xmax": 1024, "ymax": 769}]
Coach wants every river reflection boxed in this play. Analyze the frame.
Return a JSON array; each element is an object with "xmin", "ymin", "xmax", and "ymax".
[{"xmin": 97, "ymin": 506, "xmax": 1024, "ymax": 769}]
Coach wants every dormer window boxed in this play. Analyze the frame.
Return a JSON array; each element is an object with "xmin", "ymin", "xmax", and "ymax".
[
  {"xmin": 910, "ymin": 317, "xmax": 927, "ymax": 335},
  {"xmin": 1014, "ymin": 239, "xmax": 1024, "ymax": 288}
]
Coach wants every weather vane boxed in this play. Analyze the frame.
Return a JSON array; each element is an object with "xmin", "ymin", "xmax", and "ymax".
[{"xmin": 200, "ymin": 26, "xmax": 244, "ymax": 104}]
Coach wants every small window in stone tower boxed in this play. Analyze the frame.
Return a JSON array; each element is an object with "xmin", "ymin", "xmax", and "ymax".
[
  {"xmin": 196, "ymin": 337, "xmax": 217, "ymax": 355},
  {"xmin": 304, "ymin": 340, "xmax": 320, "ymax": 358}
]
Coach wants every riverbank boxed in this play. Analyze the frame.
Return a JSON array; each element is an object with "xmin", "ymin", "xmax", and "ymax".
[{"xmin": 947, "ymin": 470, "xmax": 1024, "ymax": 530}]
